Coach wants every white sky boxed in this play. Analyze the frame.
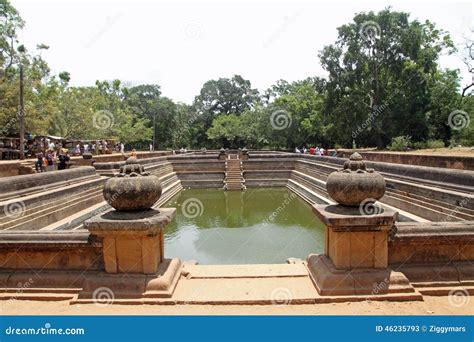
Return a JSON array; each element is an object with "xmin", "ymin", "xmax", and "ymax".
[{"xmin": 11, "ymin": 0, "xmax": 474, "ymax": 104}]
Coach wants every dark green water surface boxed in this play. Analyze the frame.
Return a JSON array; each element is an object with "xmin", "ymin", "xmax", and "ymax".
[{"xmin": 163, "ymin": 188, "xmax": 325, "ymax": 264}]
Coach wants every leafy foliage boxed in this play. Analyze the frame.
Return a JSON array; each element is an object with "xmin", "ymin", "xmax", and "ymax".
[{"xmin": 0, "ymin": 2, "xmax": 472, "ymax": 151}]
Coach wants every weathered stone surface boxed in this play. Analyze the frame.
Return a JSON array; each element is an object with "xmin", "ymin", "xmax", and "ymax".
[
  {"xmin": 82, "ymin": 152, "xmax": 93, "ymax": 160},
  {"xmin": 84, "ymin": 208, "xmax": 176, "ymax": 274},
  {"xmin": 389, "ymin": 221, "xmax": 474, "ymax": 264},
  {"xmin": 313, "ymin": 204, "xmax": 398, "ymax": 230},
  {"xmin": 326, "ymin": 152, "xmax": 385, "ymax": 206},
  {"xmin": 0, "ymin": 166, "xmax": 97, "ymax": 193},
  {"xmin": 307, "ymin": 254, "xmax": 420, "ymax": 298},
  {"xmin": 0, "ymin": 231, "xmax": 103, "ymax": 271},
  {"xmin": 0, "ymin": 161, "xmax": 20, "ymax": 177},
  {"xmin": 313, "ymin": 205, "xmax": 396, "ymax": 270},
  {"xmin": 340, "ymin": 150, "xmax": 474, "ymax": 171},
  {"xmin": 84, "ymin": 208, "xmax": 175, "ymax": 234},
  {"xmin": 103, "ymin": 157, "xmax": 162, "ymax": 211}
]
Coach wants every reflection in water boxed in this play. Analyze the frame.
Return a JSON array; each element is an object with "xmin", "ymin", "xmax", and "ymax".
[{"xmin": 163, "ymin": 188, "xmax": 325, "ymax": 264}]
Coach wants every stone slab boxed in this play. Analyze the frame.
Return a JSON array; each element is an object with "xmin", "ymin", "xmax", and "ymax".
[
  {"xmin": 172, "ymin": 276, "xmax": 318, "ymax": 304},
  {"xmin": 182, "ymin": 263, "xmax": 309, "ymax": 279}
]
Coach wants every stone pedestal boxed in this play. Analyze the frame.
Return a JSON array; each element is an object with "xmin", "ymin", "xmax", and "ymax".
[
  {"xmin": 307, "ymin": 204, "xmax": 419, "ymax": 299},
  {"xmin": 77, "ymin": 208, "xmax": 183, "ymax": 301},
  {"xmin": 218, "ymin": 149, "xmax": 226, "ymax": 160},
  {"xmin": 315, "ymin": 205, "xmax": 396, "ymax": 270},
  {"xmin": 84, "ymin": 208, "xmax": 174, "ymax": 274},
  {"xmin": 241, "ymin": 148, "xmax": 249, "ymax": 161}
]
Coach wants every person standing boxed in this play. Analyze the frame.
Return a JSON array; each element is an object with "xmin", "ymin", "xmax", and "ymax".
[
  {"xmin": 35, "ymin": 153, "xmax": 45, "ymax": 173},
  {"xmin": 58, "ymin": 150, "xmax": 70, "ymax": 170},
  {"xmin": 49, "ymin": 139, "xmax": 55, "ymax": 151},
  {"xmin": 45, "ymin": 150, "xmax": 55, "ymax": 171}
]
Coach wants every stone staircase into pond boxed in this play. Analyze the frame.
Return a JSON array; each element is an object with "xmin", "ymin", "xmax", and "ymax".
[{"xmin": 224, "ymin": 154, "xmax": 246, "ymax": 191}]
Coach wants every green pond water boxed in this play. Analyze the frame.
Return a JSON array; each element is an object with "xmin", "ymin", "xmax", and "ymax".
[{"xmin": 163, "ymin": 188, "xmax": 325, "ymax": 264}]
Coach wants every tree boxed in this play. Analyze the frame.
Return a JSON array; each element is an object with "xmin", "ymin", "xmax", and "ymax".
[
  {"xmin": 271, "ymin": 78, "xmax": 326, "ymax": 148},
  {"xmin": 207, "ymin": 114, "xmax": 243, "ymax": 148},
  {"xmin": 194, "ymin": 75, "xmax": 260, "ymax": 116},
  {"xmin": 193, "ymin": 75, "xmax": 260, "ymax": 147},
  {"xmin": 320, "ymin": 8, "xmax": 455, "ymax": 148},
  {"xmin": 460, "ymin": 28, "xmax": 473, "ymax": 97},
  {"xmin": 426, "ymin": 69, "xmax": 461, "ymax": 144},
  {"xmin": 0, "ymin": 0, "xmax": 24, "ymax": 73}
]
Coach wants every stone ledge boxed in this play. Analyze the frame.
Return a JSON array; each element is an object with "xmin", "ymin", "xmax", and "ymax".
[
  {"xmin": 312, "ymin": 204, "xmax": 398, "ymax": 229},
  {"xmin": 84, "ymin": 208, "xmax": 175, "ymax": 235}
]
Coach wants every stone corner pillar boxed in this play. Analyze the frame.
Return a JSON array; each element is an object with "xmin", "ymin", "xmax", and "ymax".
[
  {"xmin": 74, "ymin": 157, "xmax": 182, "ymax": 302},
  {"xmin": 314, "ymin": 205, "xmax": 397, "ymax": 270},
  {"xmin": 306, "ymin": 152, "xmax": 420, "ymax": 300},
  {"xmin": 84, "ymin": 208, "xmax": 176, "ymax": 274}
]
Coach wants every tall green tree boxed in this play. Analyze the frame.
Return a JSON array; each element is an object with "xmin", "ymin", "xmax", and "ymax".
[
  {"xmin": 193, "ymin": 75, "xmax": 260, "ymax": 147},
  {"xmin": 320, "ymin": 8, "xmax": 455, "ymax": 148}
]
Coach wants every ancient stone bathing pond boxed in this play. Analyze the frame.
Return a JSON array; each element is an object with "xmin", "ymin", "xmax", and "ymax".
[{"xmin": 163, "ymin": 188, "xmax": 325, "ymax": 264}]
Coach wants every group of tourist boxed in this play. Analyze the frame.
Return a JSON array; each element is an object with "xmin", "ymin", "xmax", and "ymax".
[
  {"xmin": 34, "ymin": 149, "xmax": 70, "ymax": 173},
  {"xmin": 295, "ymin": 146, "xmax": 338, "ymax": 157},
  {"xmin": 72, "ymin": 140, "xmax": 124, "ymax": 156}
]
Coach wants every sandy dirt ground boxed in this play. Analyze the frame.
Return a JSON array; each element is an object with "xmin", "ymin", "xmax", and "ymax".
[{"xmin": 0, "ymin": 296, "xmax": 472, "ymax": 315}]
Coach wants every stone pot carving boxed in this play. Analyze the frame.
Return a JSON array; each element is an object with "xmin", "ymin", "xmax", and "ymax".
[
  {"xmin": 103, "ymin": 157, "xmax": 162, "ymax": 211},
  {"xmin": 326, "ymin": 152, "xmax": 385, "ymax": 206}
]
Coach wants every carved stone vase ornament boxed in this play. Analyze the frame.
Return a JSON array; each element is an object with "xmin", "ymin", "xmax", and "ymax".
[
  {"xmin": 326, "ymin": 152, "xmax": 385, "ymax": 206},
  {"xmin": 103, "ymin": 157, "xmax": 162, "ymax": 211}
]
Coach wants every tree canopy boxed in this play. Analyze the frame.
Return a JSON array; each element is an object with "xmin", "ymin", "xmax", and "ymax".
[{"xmin": 1, "ymin": 1, "xmax": 472, "ymax": 150}]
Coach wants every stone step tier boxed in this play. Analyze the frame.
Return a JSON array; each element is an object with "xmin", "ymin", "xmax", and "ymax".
[{"xmin": 223, "ymin": 156, "xmax": 246, "ymax": 191}]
